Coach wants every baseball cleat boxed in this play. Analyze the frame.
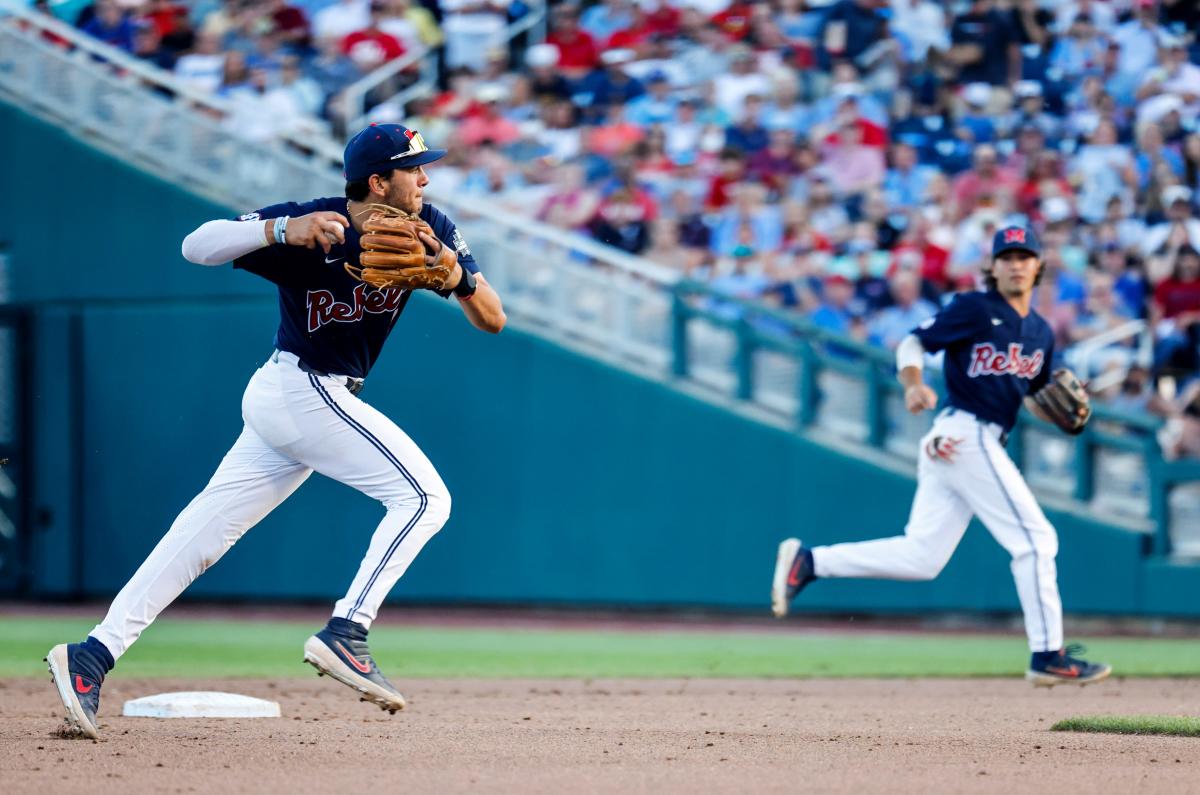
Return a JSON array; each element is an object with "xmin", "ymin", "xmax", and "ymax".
[
  {"xmin": 771, "ymin": 538, "xmax": 815, "ymax": 618},
  {"xmin": 1025, "ymin": 644, "xmax": 1112, "ymax": 687},
  {"xmin": 46, "ymin": 643, "xmax": 104, "ymax": 739},
  {"xmin": 303, "ymin": 622, "xmax": 406, "ymax": 713}
]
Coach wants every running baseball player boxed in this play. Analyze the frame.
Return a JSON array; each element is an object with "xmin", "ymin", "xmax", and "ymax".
[
  {"xmin": 771, "ymin": 226, "xmax": 1111, "ymax": 687},
  {"xmin": 46, "ymin": 124, "xmax": 506, "ymax": 738}
]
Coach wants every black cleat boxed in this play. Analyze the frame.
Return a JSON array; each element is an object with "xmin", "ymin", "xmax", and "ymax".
[
  {"xmin": 771, "ymin": 538, "xmax": 815, "ymax": 618},
  {"xmin": 1026, "ymin": 644, "xmax": 1112, "ymax": 687},
  {"xmin": 303, "ymin": 621, "xmax": 406, "ymax": 712},
  {"xmin": 46, "ymin": 643, "xmax": 104, "ymax": 739}
]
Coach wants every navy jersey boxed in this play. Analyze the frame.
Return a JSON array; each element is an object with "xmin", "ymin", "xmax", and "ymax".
[
  {"xmin": 233, "ymin": 197, "xmax": 478, "ymax": 379},
  {"xmin": 912, "ymin": 290, "xmax": 1052, "ymax": 432}
]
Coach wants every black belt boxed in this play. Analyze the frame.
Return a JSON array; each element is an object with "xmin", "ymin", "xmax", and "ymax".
[{"xmin": 294, "ymin": 357, "xmax": 364, "ymax": 396}]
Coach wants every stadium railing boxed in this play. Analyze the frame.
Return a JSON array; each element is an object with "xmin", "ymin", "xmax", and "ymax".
[
  {"xmin": 3, "ymin": 0, "xmax": 1196, "ymax": 558},
  {"xmin": 671, "ymin": 280, "xmax": 1200, "ymax": 558}
]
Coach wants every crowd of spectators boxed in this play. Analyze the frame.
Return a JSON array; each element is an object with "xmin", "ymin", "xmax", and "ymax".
[{"xmin": 30, "ymin": 0, "xmax": 1200, "ymax": 453}]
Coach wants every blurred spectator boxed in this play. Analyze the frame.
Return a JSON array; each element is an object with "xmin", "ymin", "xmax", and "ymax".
[
  {"xmin": 575, "ymin": 48, "xmax": 645, "ymax": 124},
  {"xmin": 314, "ymin": 0, "xmax": 371, "ymax": 41},
  {"xmin": 440, "ymin": 0, "xmax": 509, "ymax": 73},
  {"xmin": 82, "ymin": 0, "xmax": 138, "ymax": 51},
  {"xmin": 525, "ymin": 43, "xmax": 572, "ymax": 102},
  {"xmin": 948, "ymin": 0, "xmax": 1018, "ymax": 86},
  {"xmin": 590, "ymin": 168, "xmax": 657, "ymax": 254},
  {"xmin": 341, "ymin": 3, "xmax": 406, "ymax": 70},
  {"xmin": 546, "ymin": 2, "xmax": 599, "ymax": 79},
  {"xmin": 1152, "ymin": 244, "xmax": 1200, "ymax": 379},
  {"xmin": 868, "ymin": 270, "xmax": 936, "ymax": 349},
  {"xmin": 174, "ymin": 30, "xmax": 225, "ymax": 93}
]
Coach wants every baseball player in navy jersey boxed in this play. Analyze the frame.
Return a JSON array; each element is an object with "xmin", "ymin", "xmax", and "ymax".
[
  {"xmin": 46, "ymin": 124, "xmax": 506, "ymax": 738},
  {"xmin": 771, "ymin": 226, "xmax": 1112, "ymax": 687}
]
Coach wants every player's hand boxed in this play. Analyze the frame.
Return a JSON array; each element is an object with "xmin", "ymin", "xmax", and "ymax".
[
  {"xmin": 286, "ymin": 212, "xmax": 350, "ymax": 253},
  {"xmin": 904, "ymin": 384, "xmax": 938, "ymax": 414},
  {"xmin": 924, "ymin": 436, "xmax": 963, "ymax": 463}
]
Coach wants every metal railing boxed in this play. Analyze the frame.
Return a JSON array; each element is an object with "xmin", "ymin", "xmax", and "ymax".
[{"xmin": 1063, "ymin": 318, "xmax": 1152, "ymax": 392}]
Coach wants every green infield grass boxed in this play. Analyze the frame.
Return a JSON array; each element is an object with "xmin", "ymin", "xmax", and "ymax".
[
  {"xmin": 2, "ymin": 616, "xmax": 1198, "ymax": 679},
  {"xmin": 1052, "ymin": 715, "xmax": 1200, "ymax": 737}
]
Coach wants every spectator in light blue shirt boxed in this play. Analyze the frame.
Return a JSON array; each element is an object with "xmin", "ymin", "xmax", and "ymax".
[
  {"xmin": 868, "ymin": 271, "xmax": 937, "ymax": 349},
  {"xmin": 881, "ymin": 142, "xmax": 935, "ymax": 209},
  {"xmin": 624, "ymin": 72, "xmax": 678, "ymax": 127},
  {"xmin": 580, "ymin": 0, "xmax": 633, "ymax": 45}
]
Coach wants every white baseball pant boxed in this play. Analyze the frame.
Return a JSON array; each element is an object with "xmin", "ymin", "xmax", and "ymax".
[
  {"xmin": 90, "ymin": 350, "xmax": 450, "ymax": 660},
  {"xmin": 812, "ymin": 408, "xmax": 1063, "ymax": 652}
]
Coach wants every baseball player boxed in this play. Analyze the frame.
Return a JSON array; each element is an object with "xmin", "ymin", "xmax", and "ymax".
[
  {"xmin": 46, "ymin": 124, "xmax": 506, "ymax": 738},
  {"xmin": 771, "ymin": 226, "xmax": 1112, "ymax": 687}
]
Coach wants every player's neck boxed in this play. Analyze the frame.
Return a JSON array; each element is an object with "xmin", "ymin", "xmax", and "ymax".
[{"xmin": 1000, "ymin": 290, "xmax": 1033, "ymax": 318}]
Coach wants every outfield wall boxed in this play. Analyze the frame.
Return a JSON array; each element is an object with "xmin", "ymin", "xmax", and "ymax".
[{"xmin": 4, "ymin": 102, "xmax": 1197, "ymax": 617}]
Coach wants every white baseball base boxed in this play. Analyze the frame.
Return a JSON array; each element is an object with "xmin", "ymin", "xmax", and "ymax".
[{"xmin": 122, "ymin": 692, "xmax": 281, "ymax": 719}]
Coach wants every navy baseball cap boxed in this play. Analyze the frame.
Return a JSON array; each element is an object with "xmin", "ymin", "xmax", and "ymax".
[
  {"xmin": 343, "ymin": 123, "xmax": 447, "ymax": 182},
  {"xmin": 992, "ymin": 225, "xmax": 1041, "ymax": 258}
]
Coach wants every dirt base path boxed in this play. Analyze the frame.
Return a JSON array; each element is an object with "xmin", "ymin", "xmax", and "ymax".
[{"xmin": 3, "ymin": 677, "xmax": 1197, "ymax": 793}]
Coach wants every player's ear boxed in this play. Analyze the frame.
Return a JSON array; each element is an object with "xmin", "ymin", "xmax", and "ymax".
[{"xmin": 367, "ymin": 172, "xmax": 390, "ymax": 197}]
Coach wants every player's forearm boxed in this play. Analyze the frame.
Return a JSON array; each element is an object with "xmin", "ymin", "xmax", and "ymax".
[
  {"xmin": 458, "ymin": 273, "xmax": 505, "ymax": 334},
  {"xmin": 181, "ymin": 219, "xmax": 271, "ymax": 266}
]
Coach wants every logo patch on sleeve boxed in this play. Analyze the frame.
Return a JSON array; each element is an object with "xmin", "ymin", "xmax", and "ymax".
[
  {"xmin": 452, "ymin": 228, "xmax": 471, "ymax": 258},
  {"xmin": 238, "ymin": 212, "xmax": 261, "ymax": 221}
]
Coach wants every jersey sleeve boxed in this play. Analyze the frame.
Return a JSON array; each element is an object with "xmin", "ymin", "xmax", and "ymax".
[
  {"xmin": 232, "ymin": 200, "xmax": 322, "ymax": 285},
  {"xmin": 911, "ymin": 293, "xmax": 987, "ymax": 353},
  {"xmin": 422, "ymin": 204, "xmax": 480, "ymax": 298}
]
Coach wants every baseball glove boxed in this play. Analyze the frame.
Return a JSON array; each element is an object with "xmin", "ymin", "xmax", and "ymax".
[
  {"xmin": 1032, "ymin": 368, "xmax": 1091, "ymax": 435},
  {"xmin": 344, "ymin": 205, "xmax": 454, "ymax": 290}
]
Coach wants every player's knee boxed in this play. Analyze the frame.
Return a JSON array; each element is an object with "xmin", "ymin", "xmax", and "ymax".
[{"xmin": 424, "ymin": 487, "xmax": 451, "ymax": 528}]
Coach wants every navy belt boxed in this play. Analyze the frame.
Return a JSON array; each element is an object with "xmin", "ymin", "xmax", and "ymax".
[{"xmin": 274, "ymin": 351, "xmax": 364, "ymax": 396}]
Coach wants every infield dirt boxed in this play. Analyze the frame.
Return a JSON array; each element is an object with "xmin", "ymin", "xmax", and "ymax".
[{"xmin": 2, "ymin": 677, "xmax": 1197, "ymax": 793}]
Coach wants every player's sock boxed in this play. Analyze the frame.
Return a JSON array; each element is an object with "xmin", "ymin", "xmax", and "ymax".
[
  {"xmin": 79, "ymin": 635, "xmax": 116, "ymax": 675},
  {"xmin": 325, "ymin": 617, "xmax": 368, "ymax": 640},
  {"xmin": 1030, "ymin": 649, "xmax": 1058, "ymax": 666}
]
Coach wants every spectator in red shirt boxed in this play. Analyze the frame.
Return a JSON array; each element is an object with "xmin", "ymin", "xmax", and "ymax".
[
  {"xmin": 342, "ymin": 3, "xmax": 405, "ymax": 69},
  {"xmin": 749, "ymin": 129, "xmax": 804, "ymax": 197},
  {"xmin": 1153, "ymin": 245, "xmax": 1200, "ymax": 377},
  {"xmin": 546, "ymin": 3, "xmax": 599, "ymax": 79},
  {"xmin": 950, "ymin": 143, "xmax": 1018, "ymax": 221},
  {"xmin": 705, "ymin": 148, "xmax": 748, "ymax": 211},
  {"xmin": 712, "ymin": 0, "xmax": 754, "ymax": 42}
]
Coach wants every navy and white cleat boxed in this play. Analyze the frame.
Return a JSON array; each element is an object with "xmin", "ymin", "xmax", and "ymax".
[
  {"xmin": 1026, "ymin": 644, "xmax": 1112, "ymax": 688},
  {"xmin": 771, "ymin": 537, "xmax": 816, "ymax": 618},
  {"xmin": 46, "ymin": 643, "xmax": 104, "ymax": 739},
  {"xmin": 303, "ymin": 620, "xmax": 406, "ymax": 713}
]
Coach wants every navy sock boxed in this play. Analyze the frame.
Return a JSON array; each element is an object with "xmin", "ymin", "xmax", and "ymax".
[
  {"xmin": 326, "ymin": 617, "xmax": 368, "ymax": 641},
  {"xmin": 804, "ymin": 549, "xmax": 817, "ymax": 579},
  {"xmin": 76, "ymin": 636, "xmax": 115, "ymax": 679},
  {"xmin": 1031, "ymin": 650, "xmax": 1059, "ymax": 665}
]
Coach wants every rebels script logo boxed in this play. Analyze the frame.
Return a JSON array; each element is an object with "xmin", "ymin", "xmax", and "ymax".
[
  {"xmin": 968, "ymin": 343, "xmax": 1044, "ymax": 379},
  {"xmin": 308, "ymin": 284, "xmax": 404, "ymax": 332}
]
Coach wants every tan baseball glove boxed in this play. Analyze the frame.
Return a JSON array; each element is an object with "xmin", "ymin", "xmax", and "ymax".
[
  {"xmin": 344, "ymin": 205, "xmax": 454, "ymax": 290},
  {"xmin": 1032, "ymin": 368, "xmax": 1091, "ymax": 435}
]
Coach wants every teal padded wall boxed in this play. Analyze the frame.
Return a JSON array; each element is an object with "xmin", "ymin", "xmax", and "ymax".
[{"xmin": 1, "ymin": 101, "xmax": 1186, "ymax": 616}]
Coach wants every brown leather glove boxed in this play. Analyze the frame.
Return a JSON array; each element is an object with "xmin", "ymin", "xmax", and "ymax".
[
  {"xmin": 345, "ymin": 206, "xmax": 454, "ymax": 290},
  {"xmin": 1032, "ymin": 368, "xmax": 1091, "ymax": 435}
]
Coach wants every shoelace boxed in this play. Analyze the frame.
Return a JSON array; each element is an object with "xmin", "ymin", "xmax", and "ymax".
[{"xmin": 1060, "ymin": 642, "xmax": 1090, "ymax": 664}]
